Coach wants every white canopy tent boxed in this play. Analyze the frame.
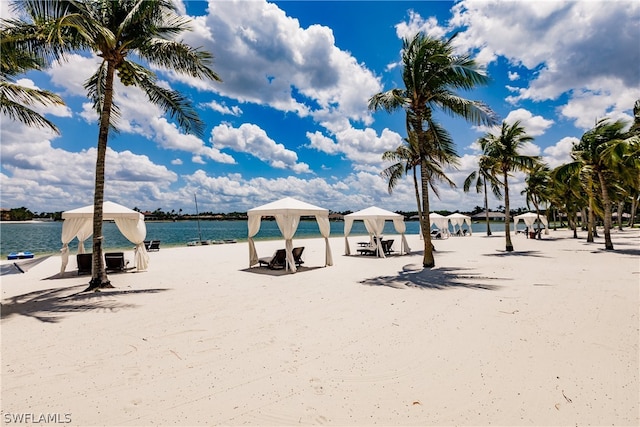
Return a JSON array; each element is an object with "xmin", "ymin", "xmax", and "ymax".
[
  {"xmin": 429, "ymin": 212, "xmax": 450, "ymax": 236},
  {"xmin": 344, "ymin": 206, "xmax": 410, "ymax": 257},
  {"xmin": 60, "ymin": 201, "xmax": 149, "ymax": 273},
  {"xmin": 446, "ymin": 213, "xmax": 473, "ymax": 235},
  {"xmin": 247, "ymin": 197, "xmax": 333, "ymax": 272},
  {"xmin": 513, "ymin": 212, "xmax": 549, "ymax": 234}
]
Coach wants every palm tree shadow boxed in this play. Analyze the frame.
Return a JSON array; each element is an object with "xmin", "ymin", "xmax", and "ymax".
[
  {"xmin": 1, "ymin": 285, "xmax": 169, "ymax": 323},
  {"xmin": 483, "ymin": 250, "xmax": 548, "ymax": 258},
  {"xmin": 360, "ymin": 264, "xmax": 503, "ymax": 290}
]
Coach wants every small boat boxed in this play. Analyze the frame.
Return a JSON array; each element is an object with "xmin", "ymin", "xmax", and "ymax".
[
  {"xmin": 7, "ymin": 251, "xmax": 35, "ymax": 260},
  {"xmin": 187, "ymin": 239, "xmax": 212, "ymax": 246},
  {"xmin": 223, "ymin": 239, "xmax": 237, "ymax": 244}
]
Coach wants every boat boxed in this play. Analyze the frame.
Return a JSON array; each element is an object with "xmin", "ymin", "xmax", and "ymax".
[
  {"xmin": 187, "ymin": 194, "xmax": 211, "ymax": 247},
  {"xmin": 187, "ymin": 239, "xmax": 212, "ymax": 246},
  {"xmin": 7, "ymin": 251, "xmax": 35, "ymax": 260},
  {"xmin": 223, "ymin": 239, "xmax": 237, "ymax": 244}
]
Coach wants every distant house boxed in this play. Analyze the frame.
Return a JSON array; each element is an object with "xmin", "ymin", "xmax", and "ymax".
[
  {"xmin": 328, "ymin": 213, "xmax": 344, "ymax": 221},
  {"xmin": 0, "ymin": 208, "xmax": 10, "ymax": 221},
  {"xmin": 471, "ymin": 211, "xmax": 506, "ymax": 221}
]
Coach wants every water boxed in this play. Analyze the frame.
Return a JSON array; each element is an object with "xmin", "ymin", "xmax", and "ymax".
[{"xmin": 0, "ymin": 219, "xmax": 511, "ymax": 258}]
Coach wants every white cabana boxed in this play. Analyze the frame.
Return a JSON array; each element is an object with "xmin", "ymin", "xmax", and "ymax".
[
  {"xmin": 429, "ymin": 212, "xmax": 450, "ymax": 236},
  {"xmin": 344, "ymin": 206, "xmax": 410, "ymax": 257},
  {"xmin": 446, "ymin": 213, "xmax": 473, "ymax": 235},
  {"xmin": 247, "ymin": 197, "xmax": 333, "ymax": 272},
  {"xmin": 60, "ymin": 201, "xmax": 149, "ymax": 273},
  {"xmin": 513, "ymin": 212, "xmax": 549, "ymax": 234}
]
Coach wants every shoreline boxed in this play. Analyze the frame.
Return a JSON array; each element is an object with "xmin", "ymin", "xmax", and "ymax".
[{"xmin": 1, "ymin": 229, "xmax": 638, "ymax": 426}]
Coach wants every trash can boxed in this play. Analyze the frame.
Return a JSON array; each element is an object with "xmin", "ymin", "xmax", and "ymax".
[{"xmin": 529, "ymin": 231, "xmax": 536, "ymax": 239}]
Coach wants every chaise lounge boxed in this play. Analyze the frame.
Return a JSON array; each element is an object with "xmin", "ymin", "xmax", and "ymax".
[
  {"xmin": 105, "ymin": 252, "xmax": 128, "ymax": 273},
  {"xmin": 258, "ymin": 249, "xmax": 287, "ymax": 269},
  {"xmin": 77, "ymin": 253, "xmax": 92, "ymax": 275}
]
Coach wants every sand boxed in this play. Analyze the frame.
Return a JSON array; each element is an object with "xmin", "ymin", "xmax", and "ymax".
[{"xmin": 1, "ymin": 228, "xmax": 638, "ymax": 426}]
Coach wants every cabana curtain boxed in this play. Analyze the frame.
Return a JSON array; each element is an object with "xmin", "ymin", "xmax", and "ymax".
[
  {"xmin": 344, "ymin": 206, "xmax": 410, "ymax": 257},
  {"xmin": 248, "ymin": 197, "xmax": 333, "ymax": 273},
  {"xmin": 60, "ymin": 201, "xmax": 149, "ymax": 273},
  {"xmin": 514, "ymin": 212, "xmax": 549, "ymax": 234}
]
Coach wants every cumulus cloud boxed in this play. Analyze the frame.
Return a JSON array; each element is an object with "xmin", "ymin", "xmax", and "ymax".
[
  {"xmin": 211, "ymin": 123, "xmax": 311, "ymax": 173},
  {"xmin": 200, "ymin": 100, "xmax": 243, "ymax": 116},
  {"xmin": 0, "ymin": 119, "xmax": 178, "ymax": 211},
  {"xmin": 543, "ymin": 136, "xmax": 578, "ymax": 168},
  {"xmin": 308, "ymin": 127, "xmax": 403, "ymax": 169},
  {"xmin": 395, "ymin": 10, "xmax": 448, "ymax": 40},
  {"xmin": 448, "ymin": 0, "xmax": 640, "ymax": 128},
  {"xmin": 179, "ymin": 0, "xmax": 382, "ymax": 131},
  {"xmin": 503, "ymin": 109, "xmax": 554, "ymax": 137}
]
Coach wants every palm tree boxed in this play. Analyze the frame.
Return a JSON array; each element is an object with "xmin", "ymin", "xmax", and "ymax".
[
  {"xmin": 522, "ymin": 162, "xmax": 550, "ymax": 238},
  {"xmin": 369, "ymin": 32, "xmax": 496, "ymax": 267},
  {"xmin": 463, "ymin": 154, "xmax": 502, "ymax": 236},
  {"xmin": 7, "ymin": 0, "xmax": 221, "ymax": 290},
  {"xmin": 381, "ymin": 133, "xmax": 423, "ymax": 231},
  {"xmin": 556, "ymin": 118, "xmax": 630, "ymax": 250},
  {"xmin": 481, "ymin": 120, "xmax": 538, "ymax": 251},
  {"xmin": 0, "ymin": 34, "xmax": 64, "ymax": 132}
]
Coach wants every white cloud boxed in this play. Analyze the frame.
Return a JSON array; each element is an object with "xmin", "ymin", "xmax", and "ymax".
[
  {"xmin": 504, "ymin": 109, "xmax": 554, "ymax": 137},
  {"xmin": 308, "ymin": 126, "xmax": 403, "ymax": 169},
  {"xmin": 201, "ymin": 100, "xmax": 243, "ymax": 116},
  {"xmin": 211, "ymin": 123, "xmax": 311, "ymax": 173},
  {"xmin": 0, "ymin": 120, "xmax": 178, "ymax": 211},
  {"xmin": 543, "ymin": 136, "xmax": 578, "ymax": 168},
  {"xmin": 449, "ymin": 0, "xmax": 640, "ymax": 128},
  {"xmin": 179, "ymin": 0, "xmax": 382, "ymax": 131},
  {"xmin": 508, "ymin": 71, "xmax": 520, "ymax": 81},
  {"xmin": 395, "ymin": 10, "xmax": 448, "ymax": 40}
]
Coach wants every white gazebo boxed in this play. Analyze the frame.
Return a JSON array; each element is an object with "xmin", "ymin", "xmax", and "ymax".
[
  {"xmin": 446, "ymin": 212, "xmax": 473, "ymax": 235},
  {"xmin": 247, "ymin": 197, "xmax": 333, "ymax": 272},
  {"xmin": 343, "ymin": 206, "xmax": 411, "ymax": 257},
  {"xmin": 60, "ymin": 201, "xmax": 149, "ymax": 273},
  {"xmin": 513, "ymin": 212, "xmax": 549, "ymax": 234},
  {"xmin": 429, "ymin": 212, "xmax": 450, "ymax": 236}
]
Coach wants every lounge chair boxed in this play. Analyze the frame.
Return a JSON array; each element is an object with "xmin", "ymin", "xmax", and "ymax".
[
  {"xmin": 105, "ymin": 252, "xmax": 128, "ymax": 273},
  {"xmin": 258, "ymin": 249, "xmax": 286, "ymax": 269},
  {"xmin": 147, "ymin": 240, "xmax": 161, "ymax": 251},
  {"xmin": 292, "ymin": 247, "xmax": 305, "ymax": 266},
  {"xmin": 77, "ymin": 253, "xmax": 92, "ymax": 275},
  {"xmin": 382, "ymin": 239, "xmax": 395, "ymax": 255}
]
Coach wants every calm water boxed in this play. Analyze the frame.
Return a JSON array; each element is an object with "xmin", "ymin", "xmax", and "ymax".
[{"xmin": 0, "ymin": 219, "xmax": 510, "ymax": 257}]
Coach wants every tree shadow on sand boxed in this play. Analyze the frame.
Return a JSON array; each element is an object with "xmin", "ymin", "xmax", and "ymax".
[
  {"xmin": 360, "ymin": 264, "xmax": 503, "ymax": 290},
  {"xmin": 1, "ymin": 285, "xmax": 169, "ymax": 323},
  {"xmin": 241, "ymin": 265, "xmax": 324, "ymax": 276},
  {"xmin": 483, "ymin": 250, "xmax": 548, "ymax": 258}
]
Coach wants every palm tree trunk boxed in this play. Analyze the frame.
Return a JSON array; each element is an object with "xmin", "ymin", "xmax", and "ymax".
[
  {"xmin": 586, "ymin": 176, "xmax": 595, "ymax": 242},
  {"xmin": 421, "ymin": 159, "xmax": 435, "ymax": 267},
  {"xmin": 483, "ymin": 180, "xmax": 491, "ymax": 236},
  {"xmin": 617, "ymin": 201, "xmax": 624, "ymax": 231},
  {"xmin": 598, "ymin": 171, "xmax": 614, "ymax": 250},
  {"xmin": 630, "ymin": 194, "xmax": 638, "ymax": 227},
  {"xmin": 411, "ymin": 168, "xmax": 429, "ymax": 248},
  {"xmin": 503, "ymin": 171, "xmax": 513, "ymax": 251},
  {"xmin": 86, "ymin": 63, "xmax": 116, "ymax": 291}
]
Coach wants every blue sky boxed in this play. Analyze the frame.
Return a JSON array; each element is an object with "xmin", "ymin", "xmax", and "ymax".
[{"xmin": 1, "ymin": 0, "xmax": 639, "ymax": 214}]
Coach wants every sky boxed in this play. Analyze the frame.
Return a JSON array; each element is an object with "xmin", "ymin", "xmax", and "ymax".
[{"xmin": 1, "ymin": 0, "xmax": 639, "ymax": 215}]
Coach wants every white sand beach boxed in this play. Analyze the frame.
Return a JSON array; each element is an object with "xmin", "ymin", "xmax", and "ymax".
[{"xmin": 1, "ymin": 229, "xmax": 638, "ymax": 426}]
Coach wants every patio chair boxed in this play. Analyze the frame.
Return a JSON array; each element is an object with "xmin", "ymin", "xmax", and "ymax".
[
  {"xmin": 77, "ymin": 253, "xmax": 92, "ymax": 275},
  {"xmin": 382, "ymin": 239, "xmax": 395, "ymax": 255},
  {"xmin": 147, "ymin": 240, "xmax": 161, "ymax": 251},
  {"xmin": 292, "ymin": 247, "xmax": 305, "ymax": 266},
  {"xmin": 105, "ymin": 252, "xmax": 128, "ymax": 273},
  {"xmin": 258, "ymin": 249, "xmax": 287, "ymax": 269}
]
